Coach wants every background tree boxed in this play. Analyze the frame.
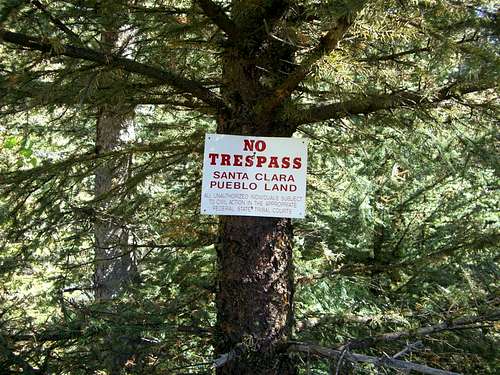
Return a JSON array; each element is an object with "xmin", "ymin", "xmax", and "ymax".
[
  {"xmin": 0, "ymin": 0, "xmax": 498, "ymax": 374},
  {"xmin": 93, "ymin": 8, "xmax": 137, "ymax": 303}
]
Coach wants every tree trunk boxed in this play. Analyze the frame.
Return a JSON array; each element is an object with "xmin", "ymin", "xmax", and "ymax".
[
  {"xmin": 93, "ymin": 104, "xmax": 138, "ymax": 375},
  {"xmin": 214, "ymin": 2, "xmax": 300, "ymax": 369},
  {"xmin": 214, "ymin": 106, "xmax": 297, "ymax": 373},
  {"xmin": 216, "ymin": 215, "xmax": 295, "ymax": 374},
  {"xmin": 93, "ymin": 25, "xmax": 137, "ymax": 301},
  {"xmin": 94, "ymin": 105, "xmax": 136, "ymax": 301},
  {"xmin": 92, "ymin": 27, "xmax": 138, "ymax": 375}
]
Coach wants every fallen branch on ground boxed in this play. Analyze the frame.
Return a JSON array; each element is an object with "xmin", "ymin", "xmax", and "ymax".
[{"xmin": 288, "ymin": 342, "xmax": 460, "ymax": 375}]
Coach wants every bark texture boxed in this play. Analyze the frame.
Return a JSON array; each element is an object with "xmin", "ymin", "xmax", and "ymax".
[
  {"xmin": 214, "ymin": 3, "xmax": 299, "ymax": 371},
  {"xmin": 216, "ymin": 216, "xmax": 295, "ymax": 375},
  {"xmin": 94, "ymin": 105, "xmax": 136, "ymax": 301}
]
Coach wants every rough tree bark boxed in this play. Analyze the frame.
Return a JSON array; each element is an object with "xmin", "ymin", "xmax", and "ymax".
[
  {"xmin": 214, "ymin": 2, "xmax": 298, "ymax": 368},
  {"xmin": 216, "ymin": 215, "xmax": 295, "ymax": 374}
]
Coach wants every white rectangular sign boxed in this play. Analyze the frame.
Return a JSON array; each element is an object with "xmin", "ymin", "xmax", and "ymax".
[{"xmin": 201, "ymin": 133, "xmax": 308, "ymax": 218}]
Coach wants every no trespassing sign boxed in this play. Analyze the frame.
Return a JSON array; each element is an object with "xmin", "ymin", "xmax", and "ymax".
[{"xmin": 200, "ymin": 133, "xmax": 308, "ymax": 218}]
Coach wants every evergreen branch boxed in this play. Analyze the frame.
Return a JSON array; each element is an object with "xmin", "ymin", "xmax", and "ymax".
[
  {"xmin": 257, "ymin": 3, "xmax": 366, "ymax": 117},
  {"xmin": 0, "ymin": 78, "xmax": 214, "ymax": 112},
  {"xmin": 406, "ymin": 19, "xmax": 499, "ymax": 63},
  {"xmin": 194, "ymin": 0, "xmax": 240, "ymax": 40},
  {"xmin": 8, "ymin": 324, "xmax": 212, "ymax": 344},
  {"xmin": 358, "ymin": 35, "xmax": 480, "ymax": 63},
  {"xmin": 298, "ymin": 230, "xmax": 498, "ymax": 284},
  {"xmin": 287, "ymin": 342, "xmax": 460, "ymax": 375},
  {"xmin": 129, "ymin": 5, "xmax": 194, "ymax": 15},
  {"xmin": 257, "ymin": 15, "xmax": 352, "ymax": 115},
  {"xmin": 359, "ymin": 45, "xmax": 432, "ymax": 63},
  {"xmin": 295, "ymin": 313, "xmax": 412, "ymax": 334},
  {"xmin": 0, "ymin": 70, "xmax": 215, "ymax": 112},
  {"xmin": 0, "ymin": 29, "xmax": 225, "ymax": 109},
  {"xmin": 288, "ymin": 81, "xmax": 497, "ymax": 126},
  {"xmin": 0, "ymin": 335, "xmax": 42, "ymax": 374},
  {"xmin": 0, "ymin": 140, "xmax": 190, "ymax": 185},
  {"xmin": 30, "ymin": 0, "xmax": 80, "ymax": 42},
  {"xmin": 0, "ymin": 0, "xmax": 25, "ymax": 24}
]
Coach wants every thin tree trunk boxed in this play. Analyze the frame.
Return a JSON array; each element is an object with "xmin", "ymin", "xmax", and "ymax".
[
  {"xmin": 92, "ymin": 28, "xmax": 138, "ymax": 375},
  {"xmin": 93, "ymin": 23, "xmax": 137, "ymax": 301},
  {"xmin": 94, "ymin": 105, "xmax": 136, "ymax": 301}
]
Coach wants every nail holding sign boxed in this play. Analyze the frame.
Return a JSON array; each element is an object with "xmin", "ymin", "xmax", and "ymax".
[{"xmin": 201, "ymin": 133, "xmax": 308, "ymax": 218}]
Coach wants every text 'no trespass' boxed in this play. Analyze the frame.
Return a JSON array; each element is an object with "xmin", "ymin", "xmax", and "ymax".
[{"xmin": 201, "ymin": 134, "xmax": 308, "ymax": 218}]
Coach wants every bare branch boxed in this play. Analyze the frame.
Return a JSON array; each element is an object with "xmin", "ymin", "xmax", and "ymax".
[
  {"xmin": 288, "ymin": 342, "xmax": 460, "ymax": 375},
  {"xmin": 0, "ymin": 28, "xmax": 226, "ymax": 109},
  {"xmin": 214, "ymin": 310, "xmax": 498, "ymax": 373}
]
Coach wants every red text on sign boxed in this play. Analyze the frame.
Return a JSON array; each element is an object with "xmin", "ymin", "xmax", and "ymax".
[
  {"xmin": 243, "ymin": 139, "xmax": 266, "ymax": 152},
  {"xmin": 208, "ymin": 153, "xmax": 302, "ymax": 169}
]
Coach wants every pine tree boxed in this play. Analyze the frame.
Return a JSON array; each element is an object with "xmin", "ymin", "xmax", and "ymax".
[{"xmin": 0, "ymin": 1, "xmax": 498, "ymax": 374}]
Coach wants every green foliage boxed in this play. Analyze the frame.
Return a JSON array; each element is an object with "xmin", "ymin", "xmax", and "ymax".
[
  {"xmin": 0, "ymin": 0, "xmax": 498, "ymax": 374},
  {"xmin": 293, "ymin": 105, "xmax": 499, "ymax": 373}
]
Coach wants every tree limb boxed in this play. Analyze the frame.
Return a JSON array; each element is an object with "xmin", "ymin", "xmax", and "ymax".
[
  {"xmin": 194, "ymin": 0, "xmax": 240, "ymax": 40},
  {"xmin": 359, "ymin": 45, "xmax": 431, "ymax": 63},
  {"xmin": 298, "ymin": 228, "xmax": 497, "ymax": 285},
  {"xmin": 30, "ymin": 0, "xmax": 80, "ymax": 42},
  {"xmin": 214, "ymin": 310, "xmax": 498, "ymax": 372},
  {"xmin": 287, "ymin": 80, "xmax": 497, "ymax": 126},
  {"xmin": 288, "ymin": 342, "xmax": 460, "ymax": 375},
  {"xmin": 257, "ymin": 4, "xmax": 365, "ymax": 116},
  {"xmin": 0, "ymin": 140, "xmax": 193, "ymax": 186},
  {"xmin": 0, "ymin": 28, "xmax": 226, "ymax": 109},
  {"xmin": 0, "ymin": 75, "xmax": 214, "ymax": 113},
  {"xmin": 258, "ymin": 15, "xmax": 351, "ymax": 115},
  {"xmin": 358, "ymin": 36, "xmax": 481, "ymax": 63}
]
